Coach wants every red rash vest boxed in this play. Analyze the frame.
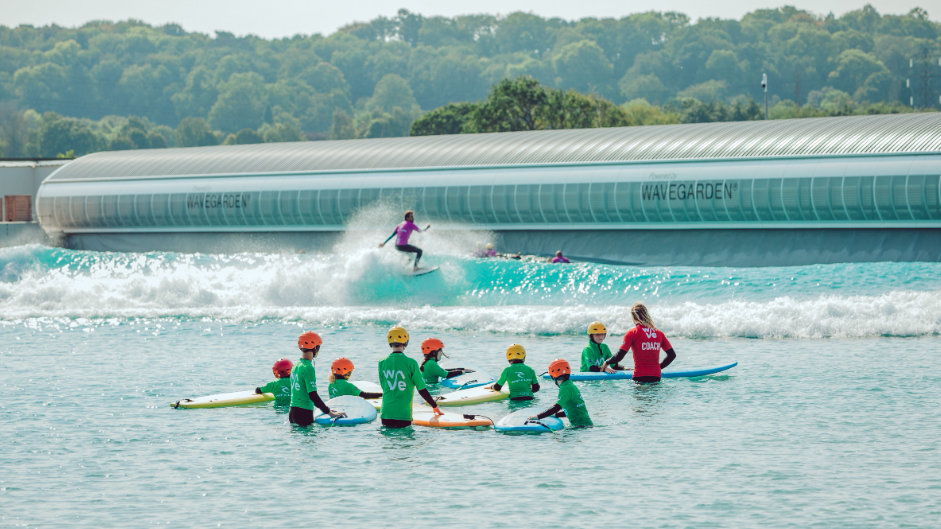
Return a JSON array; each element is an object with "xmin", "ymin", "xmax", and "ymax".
[{"xmin": 621, "ymin": 324, "xmax": 672, "ymax": 378}]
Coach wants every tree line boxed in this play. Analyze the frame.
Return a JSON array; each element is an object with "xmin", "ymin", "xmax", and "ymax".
[{"xmin": 0, "ymin": 6, "xmax": 938, "ymax": 156}]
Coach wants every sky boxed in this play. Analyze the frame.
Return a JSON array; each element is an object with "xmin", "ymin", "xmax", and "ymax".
[{"xmin": 1, "ymin": 0, "xmax": 934, "ymax": 38}]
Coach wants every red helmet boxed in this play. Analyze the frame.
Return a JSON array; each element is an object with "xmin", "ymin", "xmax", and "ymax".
[
  {"xmin": 548, "ymin": 358, "xmax": 571, "ymax": 379},
  {"xmin": 421, "ymin": 338, "xmax": 444, "ymax": 355},
  {"xmin": 331, "ymin": 357, "xmax": 354, "ymax": 376},
  {"xmin": 298, "ymin": 331, "xmax": 322, "ymax": 349},
  {"xmin": 272, "ymin": 358, "xmax": 293, "ymax": 378}
]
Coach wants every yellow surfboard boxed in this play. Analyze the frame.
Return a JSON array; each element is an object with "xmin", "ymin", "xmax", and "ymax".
[{"xmin": 171, "ymin": 390, "xmax": 274, "ymax": 409}]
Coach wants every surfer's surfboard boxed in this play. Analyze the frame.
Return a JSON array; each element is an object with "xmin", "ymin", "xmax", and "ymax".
[
  {"xmin": 435, "ymin": 384, "xmax": 509, "ymax": 407},
  {"xmin": 314, "ymin": 395, "xmax": 378, "ymax": 426},
  {"xmin": 411, "ymin": 408, "xmax": 493, "ymax": 429},
  {"xmin": 495, "ymin": 409, "xmax": 564, "ymax": 433},
  {"xmin": 542, "ymin": 362, "xmax": 738, "ymax": 381},
  {"xmin": 439, "ymin": 365, "xmax": 496, "ymax": 389},
  {"xmin": 171, "ymin": 389, "xmax": 274, "ymax": 409},
  {"xmin": 352, "ymin": 380, "xmax": 382, "ymax": 410},
  {"xmin": 404, "ymin": 266, "xmax": 439, "ymax": 277}
]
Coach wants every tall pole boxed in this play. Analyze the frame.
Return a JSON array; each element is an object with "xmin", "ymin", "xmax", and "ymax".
[{"xmin": 762, "ymin": 73, "xmax": 768, "ymax": 120}]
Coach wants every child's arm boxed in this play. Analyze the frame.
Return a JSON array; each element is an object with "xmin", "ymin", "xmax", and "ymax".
[
  {"xmin": 359, "ymin": 391, "xmax": 382, "ymax": 399},
  {"xmin": 531, "ymin": 382, "xmax": 540, "ymax": 394},
  {"xmin": 444, "ymin": 368, "xmax": 467, "ymax": 379},
  {"xmin": 529, "ymin": 404, "xmax": 562, "ymax": 420},
  {"xmin": 309, "ymin": 390, "xmax": 344, "ymax": 418}
]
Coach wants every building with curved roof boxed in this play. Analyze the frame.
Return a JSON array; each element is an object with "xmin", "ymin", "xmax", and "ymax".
[{"xmin": 36, "ymin": 113, "xmax": 941, "ymax": 265}]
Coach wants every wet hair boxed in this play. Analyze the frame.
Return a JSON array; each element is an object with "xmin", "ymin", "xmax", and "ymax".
[
  {"xmin": 631, "ymin": 302, "xmax": 657, "ymax": 330},
  {"xmin": 555, "ymin": 250, "xmax": 563, "ymax": 257},
  {"xmin": 404, "ymin": 210, "xmax": 415, "ymax": 220}
]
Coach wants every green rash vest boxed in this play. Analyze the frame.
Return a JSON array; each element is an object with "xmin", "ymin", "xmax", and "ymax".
[
  {"xmin": 328, "ymin": 378, "xmax": 362, "ymax": 399},
  {"xmin": 289, "ymin": 358, "xmax": 318, "ymax": 410},
  {"xmin": 421, "ymin": 358, "xmax": 449, "ymax": 384},
  {"xmin": 496, "ymin": 363, "xmax": 539, "ymax": 399},
  {"xmin": 580, "ymin": 341, "xmax": 613, "ymax": 372},
  {"xmin": 557, "ymin": 380, "xmax": 593, "ymax": 427},
  {"xmin": 260, "ymin": 378, "xmax": 292, "ymax": 405},
  {"xmin": 378, "ymin": 352, "xmax": 427, "ymax": 421}
]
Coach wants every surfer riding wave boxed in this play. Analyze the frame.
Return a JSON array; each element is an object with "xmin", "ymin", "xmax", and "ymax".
[{"xmin": 379, "ymin": 210, "xmax": 430, "ymax": 272}]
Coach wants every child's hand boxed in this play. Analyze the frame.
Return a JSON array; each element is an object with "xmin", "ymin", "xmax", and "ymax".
[
  {"xmin": 432, "ymin": 406, "xmax": 444, "ymax": 416},
  {"xmin": 328, "ymin": 409, "xmax": 347, "ymax": 418},
  {"xmin": 604, "ymin": 366, "xmax": 616, "ymax": 374},
  {"xmin": 463, "ymin": 369, "xmax": 475, "ymax": 373},
  {"xmin": 527, "ymin": 416, "xmax": 538, "ymax": 421}
]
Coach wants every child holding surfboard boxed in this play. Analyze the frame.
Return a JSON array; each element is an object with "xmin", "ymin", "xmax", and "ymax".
[
  {"xmin": 529, "ymin": 359, "xmax": 593, "ymax": 428},
  {"xmin": 328, "ymin": 358, "xmax": 383, "ymax": 400},
  {"xmin": 254, "ymin": 358, "xmax": 294, "ymax": 405},
  {"xmin": 492, "ymin": 344, "xmax": 540, "ymax": 401},
  {"xmin": 378, "ymin": 326, "xmax": 443, "ymax": 428},
  {"xmin": 289, "ymin": 332, "xmax": 345, "ymax": 427},
  {"xmin": 581, "ymin": 322, "xmax": 626, "ymax": 373},
  {"xmin": 419, "ymin": 338, "xmax": 474, "ymax": 384}
]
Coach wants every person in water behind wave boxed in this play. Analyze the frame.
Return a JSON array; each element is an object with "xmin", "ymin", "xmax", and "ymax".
[
  {"xmin": 599, "ymin": 302, "xmax": 677, "ymax": 382},
  {"xmin": 379, "ymin": 210, "xmax": 430, "ymax": 272},
  {"xmin": 550, "ymin": 250, "xmax": 569, "ymax": 263}
]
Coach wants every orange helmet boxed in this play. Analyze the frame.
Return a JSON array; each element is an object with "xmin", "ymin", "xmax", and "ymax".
[
  {"xmin": 298, "ymin": 331, "xmax": 322, "ymax": 349},
  {"xmin": 272, "ymin": 358, "xmax": 293, "ymax": 378},
  {"xmin": 331, "ymin": 357, "xmax": 354, "ymax": 376},
  {"xmin": 548, "ymin": 358, "xmax": 571, "ymax": 378},
  {"xmin": 421, "ymin": 338, "xmax": 444, "ymax": 355}
]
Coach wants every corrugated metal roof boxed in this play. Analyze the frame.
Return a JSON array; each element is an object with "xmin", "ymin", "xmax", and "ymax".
[{"xmin": 46, "ymin": 113, "xmax": 941, "ymax": 182}]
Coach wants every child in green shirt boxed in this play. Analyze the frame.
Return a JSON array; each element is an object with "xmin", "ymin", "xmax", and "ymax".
[
  {"xmin": 492, "ymin": 344, "xmax": 540, "ymax": 401},
  {"xmin": 378, "ymin": 326, "xmax": 443, "ymax": 428},
  {"xmin": 289, "ymin": 331, "xmax": 345, "ymax": 427},
  {"xmin": 530, "ymin": 358, "xmax": 593, "ymax": 428},
  {"xmin": 254, "ymin": 358, "xmax": 293, "ymax": 406},
  {"xmin": 581, "ymin": 321, "xmax": 626, "ymax": 373},
  {"xmin": 419, "ymin": 337, "xmax": 473, "ymax": 384},
  {"xmin": 328, "ymin": 357, "xmax": 382, "ymax": 399}
]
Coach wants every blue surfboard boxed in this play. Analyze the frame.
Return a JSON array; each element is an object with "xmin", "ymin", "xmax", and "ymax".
[
  {"xmin": 315, "ymin": 395, "xmax": 378, "ymax": 426},
  {"xmin": 439, "ymin": 364, "xmax": 496, "ymax": 389},
  {"xmin": 542, "ymin": 362, "xmax": 738, "ymax": 381},
  {"xmin": 495, "ymin": 409, "xmax": 564, "ymax": 433}
]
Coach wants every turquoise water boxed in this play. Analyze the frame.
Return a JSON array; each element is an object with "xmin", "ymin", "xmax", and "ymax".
[{"xmin": 2, "ymin": 244, "xmax": 940, "ymax": 527}]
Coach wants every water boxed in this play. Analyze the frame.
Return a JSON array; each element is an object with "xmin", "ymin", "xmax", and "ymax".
[{"xmin": 2, "ymin": 239, "xmax": 940, "ymax": 527}]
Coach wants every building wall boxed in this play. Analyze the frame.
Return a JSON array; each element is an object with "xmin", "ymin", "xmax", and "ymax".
[{"xmin": 0, "ymin": 161, "xmax": 71, "ymax": 221}]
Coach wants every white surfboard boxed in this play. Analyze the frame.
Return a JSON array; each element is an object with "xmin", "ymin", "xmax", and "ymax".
[
  {"xmin": 404, "ymin": 266, "xmax": 439, "ymax": 277},
  {"xmin": 435, "ymin": 385, "xmax": 509, "ymax": 407},
  {"xmin": 352, "ymin": 380, "xmax": 382, "ymax": 410}
]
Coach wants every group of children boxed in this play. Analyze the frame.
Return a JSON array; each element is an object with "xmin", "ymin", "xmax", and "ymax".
[{"xmin": 255, "ymin": 302, "xmax": 676, "ymax": 430}]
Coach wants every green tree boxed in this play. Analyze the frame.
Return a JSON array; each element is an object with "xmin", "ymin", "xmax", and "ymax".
[
  {"xmin": 208, "ymin": 73, "xmax": 266, "ymax": 133},
  {"xmin": 39, "ymin": 113, "xmax": 101, "ymax": 157},
  {"xmin": 329, "ymin": 109, "xmax": 356, "ymax": 140},
  {"xmin": 176, "ymin": 117, "xmax": 218, "ymax": 147},
  {"xmin": 551, "ymin": 40, "xmax": 614, "ymax": 96},
  {"xmin": 366, "ymin": 74, "xmax": 419, "ymax": 113},
  {"xmin": 464, "ymin": 76, "xmax": 548, "ymax": 132},
  {"xmin": 409, "ymin": 102, "xmax": 478, "ymax": 136}
]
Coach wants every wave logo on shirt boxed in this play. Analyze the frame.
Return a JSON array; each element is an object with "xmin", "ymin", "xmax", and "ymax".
[
  {"xmin": 515, "ymin": 372, "xmax": 528, "ymax": 380},
  {"xmin": 382, "ymin": 370, "xmax": 408, "ymax": 391}
]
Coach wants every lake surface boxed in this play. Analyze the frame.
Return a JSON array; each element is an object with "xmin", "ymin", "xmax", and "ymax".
[{"xmin": 1, "ymin": 242, "xmax": 939, "ymax": 527}]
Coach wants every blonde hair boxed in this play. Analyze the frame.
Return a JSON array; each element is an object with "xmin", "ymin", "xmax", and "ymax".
[
  {"xmin": 328, "ymin": 373, "xmax": 336, "ymax": 383},
  {"xmin": 631, "ymin": 302, "xmax": 657, "ymax": 330},
  {"xmin": 404, "ymin": 210, "xmax": 415, "ymax": 220}
]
